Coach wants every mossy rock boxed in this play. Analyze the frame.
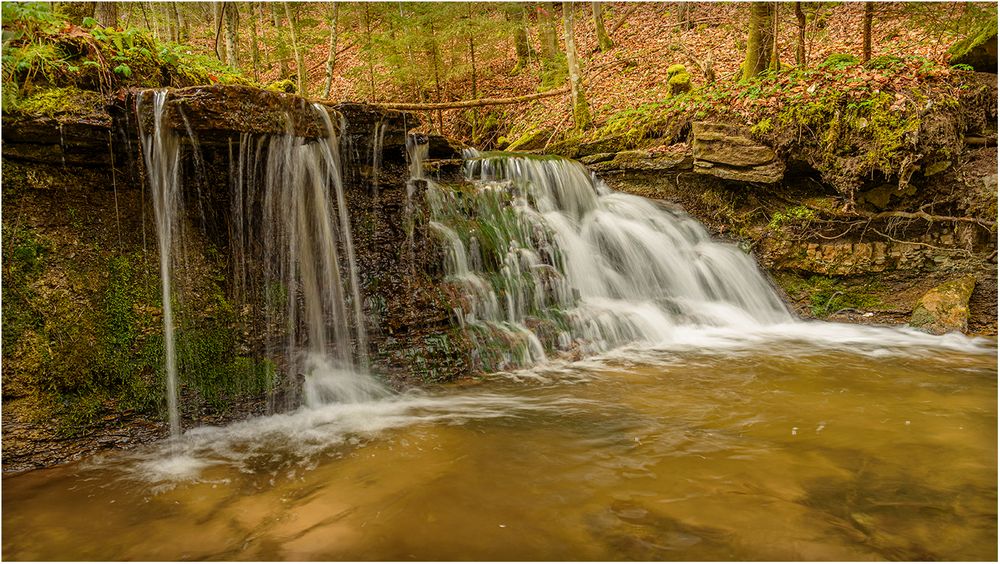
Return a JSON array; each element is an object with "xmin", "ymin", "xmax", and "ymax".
[
  {"xmin": 265, "ymin": 79, "xmax": 297, "ymax": 94},
  {"xmin": 909, "ymin": 275, "xmax": 977, "ymax": 334},
  {"xmin": 666, "ymin": 64, "xmax": 687, "ymax": 78},
  {"xmin": 948, "ymin": 21, "xmax": 998, "ymax": 72},
  {"xmin": 865, "ymin": 54, "xmax": 905, "ymax": 71},
  {"xmin": 8, "ymin": 86, "xmax": 107, "ymax": 122},
  {"xmin": 506, "ymin": 127, "xmax": 552, "ymax": 151},
  {"xmin": 819, "ymin": 53, "xmax": 859, "ymax": 70},
  {"xmin": 668, "ymin": 72, "xmax": 692, "ymax": 94}
]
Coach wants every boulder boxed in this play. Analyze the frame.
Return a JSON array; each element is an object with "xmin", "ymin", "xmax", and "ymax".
[
  {"xmin": 949, "ymin": 30, "xmax": 997, "ymax": 73},
  {"xmin": 909, "ymin": 275, "xmax": 977, "ymax": 334},
  {"xmin": 692, "ymin": 122, "xmax": 776, "ymax": 166}
]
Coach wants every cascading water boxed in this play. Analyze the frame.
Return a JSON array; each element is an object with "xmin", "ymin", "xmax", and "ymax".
[
  {"xmin": 427, "ymin": 150, "xmax": 793, "ymax": 371},
  {"xmin": 231, "ymin": 105, "xmax": 383, "ymax": 407},
  {"xmin": 405, "ymin": 135, "xmax": 430, "ymax": 277},
  {"xmin": 139, "ymin": 92, "xmax": 383, "ymax": 433},
  {"xmin": 137, "ymin": 90, "xmax": 182, "ymax": 437}
]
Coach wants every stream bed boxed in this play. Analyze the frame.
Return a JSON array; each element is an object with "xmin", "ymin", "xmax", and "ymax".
[{"xmin": 3, "ymin": 325, "xmax": 996, "ymax": 561}]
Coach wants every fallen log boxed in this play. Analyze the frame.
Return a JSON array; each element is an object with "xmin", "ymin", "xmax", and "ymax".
[{"xmin": 359, "ymin": 87, "xmax": 569, "ymax": 111}]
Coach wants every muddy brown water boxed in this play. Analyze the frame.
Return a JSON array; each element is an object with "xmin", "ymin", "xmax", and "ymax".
[{"xmin": 3, "ymin": 332, "xmax": 996, "ymax": 561}]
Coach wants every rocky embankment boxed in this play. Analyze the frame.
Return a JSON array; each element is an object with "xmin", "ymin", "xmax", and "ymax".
[
  {"xmin": 580, "ymin": 75, "xmax": 998, "ymax": 335},
  {"xmin": 1, "ymin": 86, "xmax": 469, "ymax": 472},
  {"xmin": 2, "ymin": 76, "xmax": 996, "ymax": 472}
]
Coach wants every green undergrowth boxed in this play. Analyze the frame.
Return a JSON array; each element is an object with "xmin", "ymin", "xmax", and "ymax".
[
  {"xmin": 511, "ymin": 54, "xmax": 983, "ymax": 205},
  {"xmin": 2, "ymin": 2, "xmax": 252, "ymax": 114},
  {"xmin": 1, "ymin": 225, "xmax": 274, "ymax": 437},
  {"xmin": 777, "ymin": 272, "xmax": 886, "ymax": 318}
]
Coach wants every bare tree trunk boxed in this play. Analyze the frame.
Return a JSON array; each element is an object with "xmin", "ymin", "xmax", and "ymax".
[
  {"xmin": 323, "ymin": 4, "xmax": 339, "ymax": 98},
  {"xmin": 742, "ymin": 2, "xmax": 774, "ymax": 80},
  {"xmin": 428, "ymin": 22, "xmax": 444, "ymax": 131},
  {"xmin": 224, "ymin": 2, "xmax": 239, "ymax": 70},
  {"xmin": 539, "ymin": 2, "xmax": 559, "ymax": 61},
  {"xmin": 769, "ymin": 1, "xmax": 779, "ymax": 71},
  {"xmin": 95, "ymin": 2, "xmax": 118, "ymax": 27},
  {"xmin": 212, "ymin": 2, "xmax": 223, "ymax": 61},
  {"xmin": 795, "ymin": 2, "xmax": 806, "ymax": 66},
  {"xmin": 249, "ymin": 2, "xmax": 260, "ymax": 81},
  {"xmin": 563, "ymin": 3, "xmax": 591, "ymax": 129},
  {"xmin": 510, "ymin": 5, "xmax": 532, "ymax": 73},
  {"xmin": 170, "ymin": 2, "xmax": 182, "ymax": 42},
  {"xmin": 677, "ymin": 3, "xmax": 694, "ymax": 31},
  {"xmin": 467, "ymin": 4, "xmax": 479, "ymax": 138},
  {"xmin": 862, "ymin": 1, "xmax": 874, "ymax": 63},
  {"xmin": 593, "ymin": 2, "xmax": 614, "ymax": 51},
  {"xmin": 272, "ymin": 3, "xmax": 289, "ymax": 79},
  {"xmin": 283, "ymin": 2, "xmax": 305, "ymax": 95},
  {"xmin": 364, "ymin": 5, "xmax": 375, "ymax": 102}
]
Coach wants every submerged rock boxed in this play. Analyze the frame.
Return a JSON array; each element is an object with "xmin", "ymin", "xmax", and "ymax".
[{"xmin": 909, "ymin": 275, "xmax": 977, "ymax": 334}]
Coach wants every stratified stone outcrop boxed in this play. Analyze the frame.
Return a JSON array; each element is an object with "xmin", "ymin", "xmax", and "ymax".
[{"xmin": 691, "ymin": 122, "xmax": 784, "ymax": 184}]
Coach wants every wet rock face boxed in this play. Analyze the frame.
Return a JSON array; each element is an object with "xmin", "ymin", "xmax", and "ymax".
[
  {"xmin": 691, "ymin": 121, "xmax": 785, "ymax": 184},
  {"xmin": 1, "ymin": 85, "xmax": 477, "ymax": 469},
  {"xmin": 910, "ymin": 276, "xmax": 977, "ymax": 334}
]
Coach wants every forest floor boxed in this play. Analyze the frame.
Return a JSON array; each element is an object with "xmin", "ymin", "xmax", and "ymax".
[
  {"xmin": 282, "ymin": 2, "xmax": 975, "ymax": 147},
  {"xmin": 142, "ymin": 3, "xmax": 979, "ymax": 146}
]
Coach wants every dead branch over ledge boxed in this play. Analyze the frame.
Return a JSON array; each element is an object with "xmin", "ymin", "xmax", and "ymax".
[{"xmin": 363, "ymin": 87, "xmax": 569, "ymax": 111}]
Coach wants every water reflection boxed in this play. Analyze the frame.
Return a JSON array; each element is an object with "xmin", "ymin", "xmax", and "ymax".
[{"xmin": 3, "ymin": 338, "xmax": 996, "ymax": 561}]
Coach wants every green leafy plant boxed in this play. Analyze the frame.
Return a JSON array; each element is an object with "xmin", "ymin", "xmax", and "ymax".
[{"xmin": 768, "ymin": 205, "xmax": 815, "ymax": 229}]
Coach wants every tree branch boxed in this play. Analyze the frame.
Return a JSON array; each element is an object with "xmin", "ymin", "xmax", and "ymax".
[{"xmin": 609, "ymin": 4, "xmax": 640, "ymax": 36}]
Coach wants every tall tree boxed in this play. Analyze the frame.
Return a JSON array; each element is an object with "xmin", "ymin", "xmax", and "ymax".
[
  {"xmin": 509, "ymin": 5, "xmax": 533, "ymax": 73},
  {"xmin": 467, "ymin": 4, "xmax": 479, "ymax": 137},
  {"xmin": 562, "ymin": 3, "xmax": 591, "ymax": 129},
  {"xmin": 170, "ymin": 2, "xmax": 183, "ymax": 42},
  {"xmin": 223, "ymin": 2, "xmax": 239, "ymax": 70},
  {"xmin": 742, "ymin": 2, "xmax": 774, "ymax": 80},
  {"xmin": 769, "ymin": 1, "xmax": 780, "ymax": 71},
  {"xmin": 323, "ymin": 4, "xmax": 339, "ymax": 98},
  {"xmin": 862, "ymin": 1, "xmax": 874, "ymax": 63},
  {"xmin": 272, "ymin": 3, "xmax": 289, "ymax": 79},
  {"xmin": 283, "ymin": 2, "xmax": 306, "ymax": 95},
  {"xmin": 593, "ymin": 3, "xmax": 614, "ymax": 51},
  {"xmin": 677, "ymin": 2, "xmax": 693, "ymax": 31},
  {"xmin": 95, "ymin": 2, "xmax": 118, "ymax": 27},
  {"xmin": 794, "ymin": 2, "xmax": 806, "ymax": 66},
  {"xmin": 248, "ymin": 2, "xmax": 260, "ymax": 81},
  {"xmin": 212, "ymin": 2, "xmax": 222, "ymax": 60},
  {"xmin": 363, "ymin": 4, "xmax": 376, "ymax": 102},
  {"xmin": 427, "ymin": 19, "xmax": 444, "ymax": 130},
  {"xmin": 539, "ymin": 2, "xmax": 559, "ymax": 61}
]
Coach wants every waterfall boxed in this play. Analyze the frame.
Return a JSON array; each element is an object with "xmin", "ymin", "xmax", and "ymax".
[
  {"xmin": 405, "ymin": 135, "xmax": 430, "ymax": 277},
  {"xmin": 139, "ymin": 92, "xmax": 383, "ymax": 433},
  {"xmin": 136, "ymin": 90, "xmax": 182, "ymax": 436},
  {"xmin": 428, "ymin": 151, "xmax": 793, "ymax": 371},
  {"xmin": 235, "ymin": 106, "xmax": 384, "ymax": 407}
]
